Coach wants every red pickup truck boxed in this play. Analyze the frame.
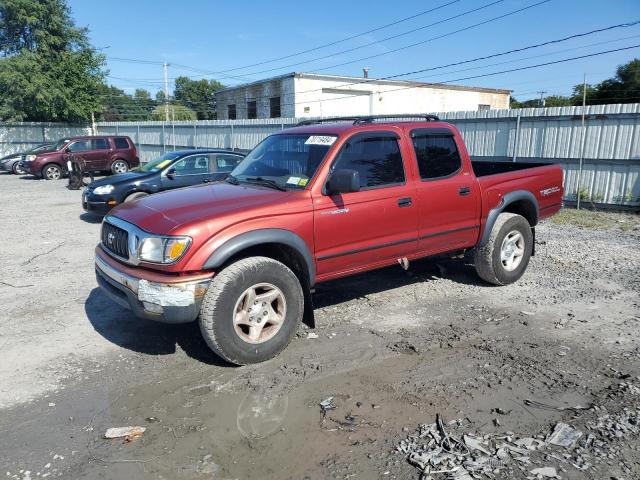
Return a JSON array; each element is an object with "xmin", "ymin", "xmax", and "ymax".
[{"xmin": 94, "ymin": 115, "xmax": 563, "ymax": 365}]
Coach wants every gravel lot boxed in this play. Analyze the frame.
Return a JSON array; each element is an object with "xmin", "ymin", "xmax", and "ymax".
[{"xmin": 0, "ymin": 171, "xmax": 639, "ymax": 479}]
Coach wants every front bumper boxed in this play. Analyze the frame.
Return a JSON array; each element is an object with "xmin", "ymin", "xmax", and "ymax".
[
  {"xmin": 83, "ymin": 191, "xmax": 113, "ymax": 214},
  {"xmin": 95, "ymin": 248, "xmax": 213, "ymax": 323}
]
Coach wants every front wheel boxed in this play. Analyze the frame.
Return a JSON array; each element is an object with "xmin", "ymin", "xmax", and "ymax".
[
  {"xmin": 12, "ymin": 162, "xmax": 25, "ymax": 175},
  {"xmin": 42, "ymin": 163, "xmax": 62, "ymax": 180},
  {"xmin": 111, "ymin": 159, "xmax": 129, "ymax": 175},
  {"xmin": 199, "ymin": 256, "xmax": 304, "ymax": 365},
  {"xmin": 474, "ymin": 212, "xmax": 533, "ymax": 285}
]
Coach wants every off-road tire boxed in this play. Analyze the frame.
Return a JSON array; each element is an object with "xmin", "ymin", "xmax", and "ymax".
[
  {"xmin": 199, "ymin": 256, "xmax": 304, "ymax": 365},
  {"xmin": 42, "ymin": 163, "xmax": 62, "ymax": 180},
  {"xmin": 12, "ymin": 162, "xmax": 25, "ymax": 175},
  {"xmin": 124, "ymin": 192, "xmax": 148, "ymax": 203},
  {"xmin": 111, "ymin": 159, "xmax": 129, "ymax": 174},
  {"xmin": 474, "ymin": 212, "xmax": 533, "ymax": 285}
]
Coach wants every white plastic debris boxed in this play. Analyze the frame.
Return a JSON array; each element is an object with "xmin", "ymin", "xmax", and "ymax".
[
  {"xmin": 530, "ymin": 466, "xmax": 559, "ymax": 478},
  {"xmin": 306, "ymin": 332, "xmax": 318, "ymax": 339},
  {"xmin": 104, "ymin": 426, "xmax": 146, "ymax": 439},
  {"xmin": 546, "ymin": 422, "xmax": 582, "ymax": 447},
  {"xmin": 463, "ymin": 434, "xmax": 490, "ymax": 455}
]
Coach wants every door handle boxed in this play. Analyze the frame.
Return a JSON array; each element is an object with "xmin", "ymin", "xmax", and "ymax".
[
  {"xmin": 397, "ymin": 197, "xmax": 412, "ymax": 207},
  {"xmin": 203, "ymin": 179, "xmax": 211, "ymax": 183},
  {"xmin": 459, "ymin": 186, "xmax": 471, "ymax": 196}
]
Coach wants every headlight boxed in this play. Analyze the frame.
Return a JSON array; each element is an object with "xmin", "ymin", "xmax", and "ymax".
[
  {"xmin": 93, "ymin": 184, "xmax": 115, "ymax": 195},
  {"xmin": 25, "ymin": 155, "xmax": 36, "ymax": 161},
  {"xmin": 138, "ymin": 236, "xmax": 191, "ymax": 263}
]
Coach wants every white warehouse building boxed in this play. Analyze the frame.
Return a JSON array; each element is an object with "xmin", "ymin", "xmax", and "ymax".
[{"xmin": 214, "ymin": 72, "xmax": 511, "ymax": 120}]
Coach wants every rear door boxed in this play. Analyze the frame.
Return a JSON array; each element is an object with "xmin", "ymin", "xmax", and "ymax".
[
  {"xmin": 160, "ymin": 153, "xmax": 211, "ymax": 190},
  {"xmin": 209, "ymin": 153, "xmax": 244, "ymax": 181},
  {"xmin": 410, "ymin": 128, "xmax": 481, "ymax": 255},
  {"xmin": 313, "ymin": 131, "xmax": 418, "ymax": 278}
]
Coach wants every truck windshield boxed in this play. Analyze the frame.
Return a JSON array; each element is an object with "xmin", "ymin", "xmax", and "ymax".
[
  {"xmin": 132, "ymin": 152, "xmax": 182, "ymax": 173},
  {"xmin": 230, "ymin": 134, "xmax": 336, "ymax": 190}
]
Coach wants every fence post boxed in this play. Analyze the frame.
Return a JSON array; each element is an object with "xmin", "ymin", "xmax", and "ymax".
[
  {"xmin": 194, "ymin": 124, "xmax": 197, "ymax": 148},
  {"xmin": 162, "ymin": 123, "xmax": 166, "ymax": 153},
  {"xmin": 512, "ymin": 112, "xmax": 521, "ymax": 163},
  {"xmin": 230, "ymin": 124, "xmax": 234, "ymax": 149}
]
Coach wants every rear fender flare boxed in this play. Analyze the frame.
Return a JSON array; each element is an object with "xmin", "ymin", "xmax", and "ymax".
[
  {"xmin": 479, "ymin": 190, "xmax": 538, "ymax": 247},
  {"xmin": 203, "ymin": 228, "xmax": 316, "ymax": 286}
]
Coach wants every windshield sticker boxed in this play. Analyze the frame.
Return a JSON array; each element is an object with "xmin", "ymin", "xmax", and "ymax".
[
  {"xmin": 156, "ymin": 160, "xmax": 172, "ymax": 169},
  {"xmin": 298, "ymin": 178, "xmax": 308, "ymax": 186},
  {"xmin": 286, "ymin": 176, "xmax": 302, "ymax": 185},
  {"xmin": 305, "ymin": 135, "xmax": 337, "ymax": 146}
]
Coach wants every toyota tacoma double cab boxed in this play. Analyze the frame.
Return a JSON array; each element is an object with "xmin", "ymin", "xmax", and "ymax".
[{"xmin": 94, "ymin": 115, "xmax": 563, "ymax": 365}]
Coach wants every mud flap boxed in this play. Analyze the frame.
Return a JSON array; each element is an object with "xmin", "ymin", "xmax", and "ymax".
[
  {"xmin": 303, "ymin": 285, "xmax": 315, "ymax": 329},
  {"xmin": 531, "ymin": 227, "xmax": 536, "ymax": 256}
]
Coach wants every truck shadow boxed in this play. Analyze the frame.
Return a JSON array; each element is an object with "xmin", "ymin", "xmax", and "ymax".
[{"xmin": 85, "ymin": 257, "xmax": 487, "ymax": 365}]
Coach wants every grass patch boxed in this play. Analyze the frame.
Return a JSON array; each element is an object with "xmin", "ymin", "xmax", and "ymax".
[{"xmin": 551, "ymin": 208, "xmax": 640, "ymax": 231}]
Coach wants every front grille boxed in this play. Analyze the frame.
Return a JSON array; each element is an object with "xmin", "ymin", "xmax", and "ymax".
[{"xmin": 101, "ymin": 221, "xmax": 129, "ymax": 259}]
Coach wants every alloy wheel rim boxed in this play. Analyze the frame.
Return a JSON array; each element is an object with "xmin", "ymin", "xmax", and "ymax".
[
  {"xmin": 114, "ymin": 161, "xmax": 127, "ymax": 174},
  {"xmin": 500, "ymin": 230, "xmax": 525, "ymax": 271},
  {"xmin": 46, "ymin": 166, "xmax": 60, "ymax": 179},
  {"xmin": 232, "ymin": 283, "xmax": 287, "ymax": 344}
]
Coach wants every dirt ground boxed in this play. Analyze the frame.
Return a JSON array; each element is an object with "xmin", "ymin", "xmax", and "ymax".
[{"xmin": 0, "ymin": 172, "xmax": 639, "ymax": 480}]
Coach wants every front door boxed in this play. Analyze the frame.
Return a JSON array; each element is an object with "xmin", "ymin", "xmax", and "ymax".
[
  {"xmin": 313, "ymin": 131, "xmax": 418, "ymax": 279},
  {"xmin": 410, "ymin": 129, "xmax": 481, "ymax": 255},
  {"xmin": 161, "ymin": 153, "xmax": 211, "ymax": 190}
]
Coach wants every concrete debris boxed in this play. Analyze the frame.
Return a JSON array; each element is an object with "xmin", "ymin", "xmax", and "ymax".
[
  {"xmin": 306, "ymin": 332, "xmax": 319, "ymax": 339},
  {"xmin": 546, "ymin": 422, "xmax": 582, "ymax": 447},
  {"xmin": 530, "ymin": 466, "xmax": 560, "ymax": 478},
  {"xmin": 104, "ymin": 426, "xmax": 146, "ymax": 440}
]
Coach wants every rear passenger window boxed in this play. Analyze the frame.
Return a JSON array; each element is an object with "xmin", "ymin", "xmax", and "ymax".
[
  {"xmin": 214, "ymin": 154, "xmax": 243, "ymax": 173},
  {"xmin": 332, "ymin": 135, "xmax": 404, "ymax": 189},
  {"xmin": 412, "ymin": 134, "xmax": 461, "ymax": 179},
  {"xmin": 92, "ymin": 138, "xmax": 109, "ymax": 150},
  {"xmin": 114, "ymin": 137, "xmax": 129, "ymax": 149}
]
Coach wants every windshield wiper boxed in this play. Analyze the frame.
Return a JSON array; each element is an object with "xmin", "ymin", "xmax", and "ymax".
[
  {"xmin": 242, "ymin": 176, "xmax": 287, "ymax": 191},
  {"xmin": 225, "ymin": 174, "xmax": 240, "ymax": 185}
]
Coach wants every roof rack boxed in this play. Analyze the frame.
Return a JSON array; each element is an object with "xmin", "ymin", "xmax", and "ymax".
[{"xmin": 296, "ymin": 114, "xmax": 439, "ymax": 127}]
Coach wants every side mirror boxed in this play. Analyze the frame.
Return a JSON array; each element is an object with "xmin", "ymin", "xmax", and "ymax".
[
  {"xmin": 64, "ymin": 147, "xmax": 70, "ymax": 153},
  {"xmin": 326, "ymin": 169, "xmax": 360, "ymax": 195},
  {"xmin": 166, "ymin": 168, "xmax": 176, "ymax": 180}
]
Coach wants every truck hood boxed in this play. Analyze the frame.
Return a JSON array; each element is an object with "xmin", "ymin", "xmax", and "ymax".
[{"xmin": 110, "ymin": 182, "xmax": 295, "ymax": 234}]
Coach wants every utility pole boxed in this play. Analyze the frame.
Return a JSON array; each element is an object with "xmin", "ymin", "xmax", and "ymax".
[
  {"xmin": 163, "ymin": 62, "xmax": 170, "ymax": 122},
  {"xmin": 576, "ymin": 74, "xmax": 587, "ymax": 210},
  {"xmin": 537, "ymin": 90, "xmax": 547, "ymax": 107}
]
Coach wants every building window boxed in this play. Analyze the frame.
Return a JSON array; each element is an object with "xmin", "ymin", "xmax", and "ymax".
[
  {"xmin": 228, "ymin": 104, "xmax": 236, "ymax": 120},
  {"xmin": 247, "ymin": 100, "xmax": 257, "ymax": 119},
  {"xmin": 478, "ymin": 104, "xmax": 491, "ymax": 111},
  {"xmin": 270, "ymin": 96, "xmax": 281, "ymax": 118}
]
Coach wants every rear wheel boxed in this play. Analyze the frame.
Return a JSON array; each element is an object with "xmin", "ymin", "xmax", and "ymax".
[
  {"xmin": 474, "ymin": 212, "xmax": 533, "ymax": 285},
  {"xmin": 199, "ymin": 256, "xmax": 304, "ymax": 365},
  {"xmin": 12, "ymin": 162, "xmax": 25, "ymax": 175},
  {"xmin": 42, "ymin": 163, "xmax": 62, "ymax": 180},
  {"xmin": 111, "ymin": 159, "xmax": 129, "ymax": 174},
  {"xmin": 124, "ymin": 192, "xmax": 148, "ymax": 203}
]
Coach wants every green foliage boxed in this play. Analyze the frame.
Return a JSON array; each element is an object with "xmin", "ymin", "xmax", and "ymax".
[
  {"xmin": 174, "ymin": 76, "xmax": 224, "ymax": 120},
  {"xmin": 152, "ymin": 104, "xmax": 197, "ymax": 121},
  {"xmin": 99, "ymin": 86, "xmax": 156, "ymax": 121},
  {"xmin": 0, "ymin": 0, "xmax": 105, "ymax": 122}
]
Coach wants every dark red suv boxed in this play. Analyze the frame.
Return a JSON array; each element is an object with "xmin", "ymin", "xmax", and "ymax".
[{"xmin": 21, "ymin": 136, "xmax": 139, "ymax": 180}]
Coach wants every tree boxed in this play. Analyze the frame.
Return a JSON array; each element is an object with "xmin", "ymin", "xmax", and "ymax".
[
  {"xmin": 152, "ymin": 104, "xmax": 197, "ymax": 121},
  {"xmin": 0, "ymin": 0, "xmax": 106, "ymax": 122},
  {"xmin": 99, "ymin": 86, "xmax": 156, "ymax": 121},
  {"xmin": 173, "ymin": 76, "xmax": 224, "ymax": 120},
  {"xmin": 581, "ymin": 59, "xmax": 640, "ymax": 104}
]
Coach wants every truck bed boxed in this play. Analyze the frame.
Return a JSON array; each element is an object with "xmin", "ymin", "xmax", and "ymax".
[{"xmin": 471, "ymin": 160, "xmax": 553, "ymax": 177}]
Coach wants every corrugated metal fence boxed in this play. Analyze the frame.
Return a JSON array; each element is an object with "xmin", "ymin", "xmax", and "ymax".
[
  {"xmin": 2, "ymin": 104, "xmax": 639, "ymax": 207},
  {"xmin": 0, "ymin": 123, "xmax": 91, "ymax": 156}
]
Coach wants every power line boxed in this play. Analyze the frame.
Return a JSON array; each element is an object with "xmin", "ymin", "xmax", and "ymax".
[{"xmin": 204, "ymin": 0, "xmax": 506, "ymax": 78}]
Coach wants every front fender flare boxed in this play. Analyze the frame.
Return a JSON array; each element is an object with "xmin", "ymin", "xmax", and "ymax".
[
  {"xmin": 479, "ymin": 190, "xmax": 538, "ymax": 247},
  {"xmin": 202, "ymin": 228, "xmax": 316, "ymax": 286}
]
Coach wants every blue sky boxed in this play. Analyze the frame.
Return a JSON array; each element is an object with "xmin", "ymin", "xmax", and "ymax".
[{"xmin": 68, "ymin": 0, "xmax": 640, "ymax": 101}]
